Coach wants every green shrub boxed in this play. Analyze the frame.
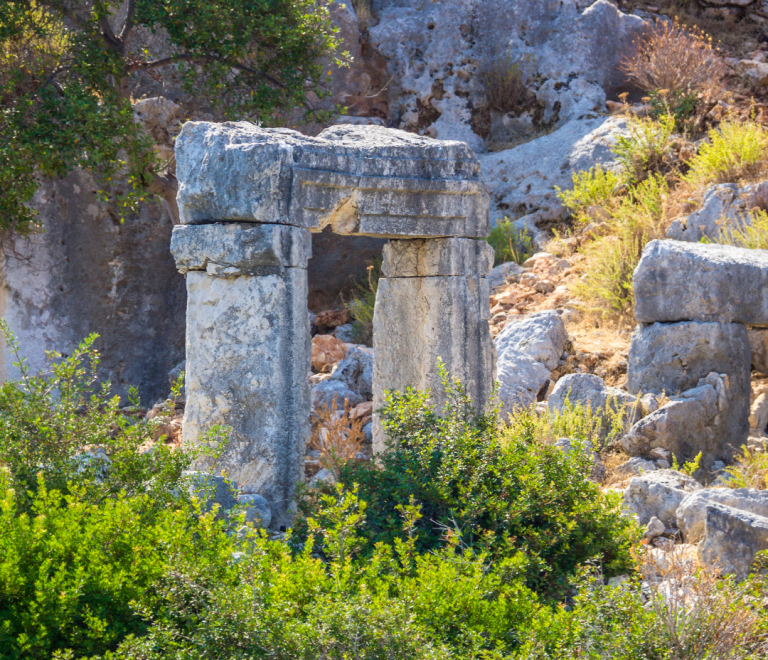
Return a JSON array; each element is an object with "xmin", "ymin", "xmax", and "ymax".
[
  {"xmin": 0, "ymin": 322, "xmax": 215, "ymax": 512},
  {"xmin": 685, "ymin": 119, "xmax": 768, "ymax": 187},
  {"xmin": 0, "ymin": 477, "xmax": 237, "ymax": 660},
  {"xmin": 648, "ymin": 88, "xmax": 700, "ymax": 135},
  {"xmin": 556, "ymin": 165, "xmax": 621, "ymax": 225},
  {"xmin": 574, "ymin": 174, "xmax": 668, "ymax": 316},
  {"xmin": 316, "ymin": 370, "xmax": 637, "ymax": 600},
  {"xmin": 613, "ymin": 113, "xmax": 676, "ymax": 182},
  {"xmin": 114, "ymin": 485, "xmax": 541, "ymax": 660},
  {"xmin": 710, "ymin": 208, "xmax": 768, "ymax": 250},
  {"xmin": 487, "ymin": 219, "xmax": 535, "ymax": 266},
  {"xmin": 345, "ymin": 259, "xmax": 381, "ymax": 346}
]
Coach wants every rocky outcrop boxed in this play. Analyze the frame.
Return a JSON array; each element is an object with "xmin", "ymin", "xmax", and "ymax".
[
  {"xmin": 677, "ymin": 487, "xmax": 768, "ymax": 544},
  {"xmin": 698, "ymin": 502, "xmax": 768, "ymax": 578},
  {"xmin": 666, "ymin": 181, "xmax": 768, "ymax": 244},
  {"xmin": 623, "ymin": 469, "xmax": 702, "ymax": 526},
  {"xmin": 495, "ymin": 310, "xmax": 567, "ymax": 415},
  {"xmin": 621, "ymin": 373, "xmax": 738, "ymax": 470}
]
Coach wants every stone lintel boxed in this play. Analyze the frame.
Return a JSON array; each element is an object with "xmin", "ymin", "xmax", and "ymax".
[
  {"xmin": 382, "ymin": 237, "xmax": 494, "ymax": 278},
  {"xmin": 175, "ymin": 122, "xmax": 489, "ymax": 238},
  {"xmin": 171, "ymin": 222, "xmax": 311, "ymax": 276}
]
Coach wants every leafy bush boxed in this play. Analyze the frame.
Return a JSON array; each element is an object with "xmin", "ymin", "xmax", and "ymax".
[
  {"xmin": 487, "ymin": 219, "xmax": 535, "ymax": 266},
  {"xmin": 648, "ymin": 88, "xmax": 700, "ymax": 135},
  {"xmin": 0, "ymin": 476, "xmax": 239, "ymax": 660},
  {"xmin": 716, "ymin": 209, "xmax": 768, "ymax": 250},
  {"xmin": 522, "ymin": 551, "xmax": 768, "ymax": 659},
  {"xmin": 725, "ymin": 445, "xmax": 768, "ymax": 490},
  {"xmin": 0, "ymin": 322, "xmax": 211, "ymax": 512},
  {"xmin": 556, "ymin": 165, "xmax": 621, "ymax": 225},
  {"xmin": 574, "ymin": 174, "xmax": 668, "ymax": 316},
  {"xmin": 613, "ymin": 113, "xmax": 676, "ymax": 182},
  {"xmin": 685, "ymin": 120, "xmax": 768, "ymax": 188},
  {"xmin": 317, "ymin": 372, "xmax": 637, "ymax": 599}
]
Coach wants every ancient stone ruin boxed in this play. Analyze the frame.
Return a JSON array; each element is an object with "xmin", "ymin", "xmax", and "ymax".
[
  {"xmin": 170, "ymin": 122, "xmax": 496, "ymax": 527},
  {"xmin": 625, "ymin": 239, "xmax": 768, "ymax": 471}
]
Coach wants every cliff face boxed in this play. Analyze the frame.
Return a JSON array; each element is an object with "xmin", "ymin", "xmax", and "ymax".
[{"xmin": 1, "ymin": 170, "xmax": 185, "ymax": 404}]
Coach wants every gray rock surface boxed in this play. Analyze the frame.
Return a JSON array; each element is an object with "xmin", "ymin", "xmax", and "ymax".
[
  {"xmin": 614, "ymin": 457, "xmax": 659, "ymax": 479},
  {"xmin": 623, "ymin": 469, "xmax": 702, "ymax": 526},
  {"xmin": 370, "ymin": 0, "xmax": 642, "ymax": 154},
  {"xmin": 666, "ymin": 181, "xmax": 768, "ymax": 244},
  {"xmin": 176, "ymin": 122, "xmax": 489, "ymax": 238},
  {"xmin": 749, "ymin": 328, "xmax": 768, "ymax": 374},
  {"xmin": 633, "ymin": 240, "xmax": 768, "ymax": 325},
  {"xmin": 495, "ymin": 311, "xmax": 567, "ymax": 414},
  {"xmin": 237, "ymin": 493, "xmax": 273, "ymax": 528},
  {"xmin": 487, "ymin": 261, "xmax": 525, "ymax": 289},
  {"xmin": 626, "ymin": 321, "xmax": 750, "ymax": 463},
  {"xmin": 677, "ymin": 487, "xmax": 768, "ymax": 544},
  {"xmin": 175, "ymin": 223, "xmax": 312, "ymax": 529},
  {"xmin": 548, "ymin": 372, "xmax": 638, "ymax": 419},
  {"xmin": 311, "ymin": 379, "xmax": 365, "ymax": 410},
  {"xmin": 698, "ymin": 502, "xmax": 768, "ymax": 578},
  {"xmin": 382, "ymin": 237, "xmax": 494, "ymax": 277},
  {"xmin": 183, "ymin": 471, "xmax": 238, "ymax": 512},
  {"xmin": 373, "ymin": 267, "xmax": 495, "ymax": 452},
  {"xmin": 313, "ymin": 347, "xmax": 373, "ymax": 410},
  {"xmin": 480, "ymin": 116, "xmax": 629, "ymax": 225},
  {"xmin": 621, "ymin": 373, "xmax": 741, "ymax": 471}
]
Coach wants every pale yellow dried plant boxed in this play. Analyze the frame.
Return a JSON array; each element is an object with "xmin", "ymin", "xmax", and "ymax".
[{"xmin": 310, "ymin": 396, "xmax": 365, "ymax": 479}]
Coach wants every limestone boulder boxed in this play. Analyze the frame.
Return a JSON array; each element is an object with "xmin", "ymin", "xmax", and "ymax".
[
  {"xmin": 614, "ymin": 457, "xmax": 659, "ymax": 479},
  {"xmin": 332, "ymin": 347, "xmax": 374, "ymax": 401},
  {"xmin": 548, "ymin": 372, "xmax": 637, "ymax": 419},
  {"xmin": 623, "ymin": 469, "xmax": 702, "ymax": 526},
  {"xmin": 666, "ymin": 181, "xmax": 768, "ymax": 244},
  {"xmin": 312, "ymin": 379, "xmax": 365, "ymax": 411},
  {"xmin": 495, "ymin": 311, "xmax": 567, "ymax": 414},
  {"xmin": 237, "ymin": 493, "xmax": 272, "ymax": 528},
  {"xmin": 488, "ymin": 261, "xmax": 525, "ymax": 290},
  {"xmin": 621, "ymin": 373, "xmax": 740, "ymax": 471},
  {"xmin": 677, "ymin": 487, "xmax": 768, "ymax": 544},
  {"xmin": 311, "ymin": 335, "xmax": 348, "ymax": 373},
  {"xmin": 633, "ymin": 240, "xmax": 768, "ymax": 325},
  {"xmin": 698, "ymin": 502, "xmax": 768, "ymax": 578}
]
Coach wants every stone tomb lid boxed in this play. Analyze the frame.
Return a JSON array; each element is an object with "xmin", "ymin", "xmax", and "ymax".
[{"xmin": 176, "ymin": 122, "xmax": 489, "ymax": 239}]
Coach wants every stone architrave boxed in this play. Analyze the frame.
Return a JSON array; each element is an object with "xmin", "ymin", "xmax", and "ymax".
[
  {"xmin": 372, "ymin": 237, "xmax": 496, "ymax": 454},
  {"xmin": 171, "ymin": 222, "xmax": 311, "ymax": 529},
  {"xmin": 175, "ymin": 121, "xmax": 489, "ymax": 239}
]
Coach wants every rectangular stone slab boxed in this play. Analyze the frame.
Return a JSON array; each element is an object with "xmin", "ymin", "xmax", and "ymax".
[
  {"xmin": 175, "ymin": 121, "xmax": 489, "ymax": 238},
  {"xmin": 182, "ymin": 268, "xmax": 310, "ymax": 529},
  {"xmin": 372, "ymin": 274, "xmax": 495, "ymax": 454},
  {"xmin": 382, "ymin": 237, "xmax": 494, "ymax": 278},
  {"xmin": 634, "ymin": 240, "xmax": 768, "ymax": 325},
  {"xmin": 171, "ymin": 222, "xmax": 311, "ymax": 275}
]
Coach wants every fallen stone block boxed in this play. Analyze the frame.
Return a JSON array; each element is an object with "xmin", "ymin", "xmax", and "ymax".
[
  {"xmin": 621, "ymin": 373, "xmax": 739, "ymax": 471},
  {"xmin": 548, "ymin": 372, "xmax": 638, "ymax": 422},
  {"xmin": 176, "ymin": 122, "xmax": 489, "ymax": 238},
  {"xmin": 677, "ymin": 487, "xmax": 768, "ymax": 543},
  {"xmin": 633, "ymin": 240, "xmax": 768, "ymax": 325},
  {"xmin": 623, "ymin": 469, "xmax": 702, "ymax": 526},
  {"xmin": 698, "ymin": 502, "xmax": 768, "ymax": 578}
]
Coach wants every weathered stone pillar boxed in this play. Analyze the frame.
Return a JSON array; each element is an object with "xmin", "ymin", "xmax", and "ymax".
[
  {"xmin": 171, "ymin": 222, "xmax": 311, "ymax": 529},
  {"xmin": 372, "ymin": 237, "xmax": 496, "ymax": 454}
]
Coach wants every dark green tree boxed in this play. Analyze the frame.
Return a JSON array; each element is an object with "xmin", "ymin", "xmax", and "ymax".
[{"xmin": 0, "ymin": 0, "xmax": 348, "ymax": 232}]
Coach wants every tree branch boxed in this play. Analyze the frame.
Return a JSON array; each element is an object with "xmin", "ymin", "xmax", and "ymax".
[
  {"xmin": 130, "ymin": 53, "xmax": 286, "ymax": 90},
  {"xmin": 118, "ymin": 0, "xmax": 136, "ymax": 42},
  {"xmin": 91, "ymin": 0, "xmax": 121, "ymax": 52}
]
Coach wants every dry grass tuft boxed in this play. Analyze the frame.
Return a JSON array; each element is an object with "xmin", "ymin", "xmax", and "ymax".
[
  {"xmin": 636, "ymin": 545, "xmax": 768, "ymax": 658},
  {"xmin": 481, "ymin": 51, "xmax": 530, "ymax": 115},
  {"xmin": 621, "ymin": 19, "xmax": 725, "ymax": 100},
  {"xmin": 310, "ymin": 397, "xmax": 365, "ymax": 478}
]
